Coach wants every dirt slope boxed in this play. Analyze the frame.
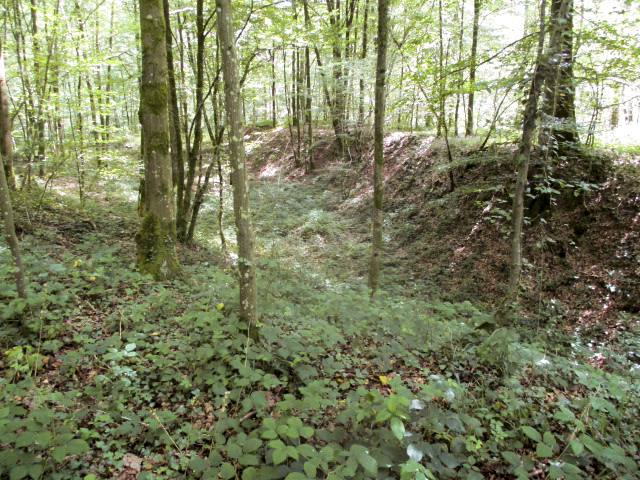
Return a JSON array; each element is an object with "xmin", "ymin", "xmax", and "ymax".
[{"xmin": 247, "ymin": 127, "xmax": 640, "ymax": 334}]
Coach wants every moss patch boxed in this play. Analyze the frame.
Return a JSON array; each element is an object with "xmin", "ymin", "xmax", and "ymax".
[{"xmin": 135, "ymin": 213, "xmax": 183, "ymax": 281}]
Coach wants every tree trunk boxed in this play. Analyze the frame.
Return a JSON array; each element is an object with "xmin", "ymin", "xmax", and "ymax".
[
  {"xmin": 177, "ymin": 0, "xmax": 205, "ymax": 241},
  {"xmin": 217, "ymin": 0, "xmax": 259, "ymax": 340},
  {"xmin": 0, "ymin": 37, "xmax": 26, "ymax": 299},
  {"xmin": 466, "ymin": 0, "xmax": 480, "ymax": 136},
  {"xmin": 358, "ymin": 0, "xmax": 370, "ymax": 127},
  {"xmin": 136, "ymin": 0, "xmax": 183, "ymax": 281},
  {"xmin": 0, "ymin": 40, "xmax": 15, "ymax": 189},
  {"xmin": 163, "ymin": 0, "xmax": 184, "ymax": 210},
  {"xmin": 367, "ymin": 0, "xmax": 389, "ymax": 298},
  {"xmin": 30, "ymin": 0, "xmax": 47, "ymax": 177},
  {"xmin": 270, "ymin": 47, "xmax": 277, "ymax": 128},
  {"xmin": 539, "ymin": 0, "xmax": 579, "ymax": 154},
  {"xmin": 0, "ymin": 152, "xmax": 26, "ymax": 300},
  {"xmin": 495, "ymin": 0, "xmax": 547, "ymax": 324},
  {"xmin": 302, "ymin": 0, "xmax": 314, "ymax": 171}
]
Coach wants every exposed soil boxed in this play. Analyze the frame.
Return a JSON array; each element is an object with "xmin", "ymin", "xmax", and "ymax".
[{"xmin": 247, "ymin": 127, "xmax": 640, "ymax": 335}]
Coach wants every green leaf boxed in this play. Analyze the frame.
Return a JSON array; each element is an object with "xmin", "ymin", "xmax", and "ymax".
[
  {"xmin": 299, "ymin": 426, "xmax": 314, "ymax": 438},
  {"xmin": 16, "ymin": 431, "xmax": 37, "ymax": 448},
  {"xmin": 376, "ymin": 409, "xmax": 392, "ymax": 422},
  {"xmin": 543, "ymin": 431, "xmax": 556, "ymax": 447},
  {"xmin": 521, "ymin": 426, "xmax": 541, "ymax": 443},
  {"xmin": 243, "ymin": 438, "xmax": 263, "ymax": 453},
  {"xmin": 35, "ymin": 431, "xmax": 52, "ymax": 449},
  {"xmin": 387, "ymin": 395, "xmax": 397, "ymax": 414},
  {"xmin": 251, "ymin": 391, "xmax": 268, "ymax": 409},
  {"xmin": 304, "ymin": 460, "xmax": 317, "ymax": 477},
  {"xmin": 391, "ymin": 417, "xmax": 405, "ymax": 441},
  {"xmin": 220, "ymin": 462, "xmax": 235, "ymax": 480},
  {"xmin": 52, "ymin": 446, "xmax": 68, "ymax": 462},
  {"xmin": 10, "ymin": 466, "xmax": 29, "ymax": 480},
  {"xmin": 285, "ymin": 426, "xmax": 300, "ymax": 439},
  {"xmin": 268, "ymin": 439, "xmax": 285, "ymax": 449},
  {"xmin": 189, "ymin": 457, "xmax": 210, "ymax": 472},
  {"xmin": 501, "ymin": 451, "xmax": 521, "ymax": 466},
  {"xmin": 579, "ymin": 434, "xmax": 603, "ymax": 455},
  {"xmin": 284, "ymin": 473, "xmax": 307, "ymax": 480},
  {"xmin": 297, "ymin": 444, "xmax": 317, "ymax": 457},
  {"xmin": 320, "ymin": 445, "xmax": 334, "ymax": 462},
  {"xmin": 515, "ymin": 467, "xmax": 529, "ymax": 479},
  {"xmin": 242, "ymin": 467, "xmax": 258, "ymax": 480},
  {"xmin": 67, "ymin": 439, "xmax": 90, "ymax": 455},
  {"xmin": 570, "ymin": 439, "xmax": 583, "ymax": 456},
  {"xmin": 28, "ymin": 463, "xmax": 44, "ymax": 480},
  {"xmin": 355, "ymin": 449, "xmax": 378, "ymax": 476},
  {"xmin": 273, "ymin": 448, "xmax": 288, "ymax": 466},
  {"xmin": 261, "ymin": 430, "xmax": 278, "ymax": 439},
  {"xmin": 226, "ymin": 442, "xmax": 243, "ymax": 459},
  {"xmin": 286, "ymin": 445, "xmax": 299, "ymax": 461},
  {"xmin": 239, "ymin": 454, "xmax": 259, "ymax": 466},
  {"xmin": 263, "ymin": 417, "xmax": 277, "ymax": 430},
  {"xmin": 536, "ymin": 442, "xmax": 553, "ymax": 458},
  {"xmin": 288, "ymin": 417, "xmax": 303, "ymax": 428},
  {"xmin": 548, "ymin": 464, "xmax": 563, "ymax": 479}
]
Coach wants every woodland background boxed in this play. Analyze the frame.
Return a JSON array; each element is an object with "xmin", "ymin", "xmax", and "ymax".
[{"xmin": 0, "ymin": 0, "xmax": 639, "ymax": 478}]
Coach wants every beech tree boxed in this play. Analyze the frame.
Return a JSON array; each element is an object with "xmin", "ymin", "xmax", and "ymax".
[
  {"xmin": 539, "ymin": 0, "xmax": 580, "ymax": 154},
  {"xmin": 135, "ymin": 0, "xmax": 183, "ymax": 281},
  {"xmin": 217, "ymin": 0, "xmax": 259, "ymax": 340},
  {"xmin": 0, "ymin": 39, "xmax": 15, "ymax": 189},
  {"xmin": 367, "ymin": 0, "xmax": 389, "ymax": 297},
  {"xmin": 0, "ymin": 38, "xmax": 26, "ymax": 299},
  {"xmin": 496, "ymin": 0, "xmax": 547, "ymax": 324}
]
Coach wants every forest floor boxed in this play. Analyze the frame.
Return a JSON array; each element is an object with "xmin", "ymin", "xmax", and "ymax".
[{"xmin": 1, "ymin": 128, "xmax": 639, "ymax": 480}]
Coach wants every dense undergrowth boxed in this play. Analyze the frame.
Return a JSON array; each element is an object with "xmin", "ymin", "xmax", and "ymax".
[{"xmin": 1, "ymin": 133, "xmax": 640, "ymax": 479}]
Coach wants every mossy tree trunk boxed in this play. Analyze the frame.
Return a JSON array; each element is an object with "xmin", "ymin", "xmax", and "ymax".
[
  {"xmin": 539, "ymin": 0, "xmax": 579, "ymax": 154},
  {"xmin": 0, "ymin": 154, "xmax": 26, "ymax": 300},
  {"xmin": 367, "ymin": 0, "xmax": 389, "ymax": 298},
  {"xmin": 0, "ymin": 39, "xmax": 15, "ymax": 190},
  {"xmin": 217, "ymin": 0, "xmax": 259, "ymax": 340},
  {"xmin": 0, "ymin": 37, "xmax": 26, "ymax": 299},
  {"xmin": 135, "ymin": 0, "xmax": 183, "ymax": 282},
  {"xmin": 495, "ymin": 0, "xmax": 547, "ymax": 325}
]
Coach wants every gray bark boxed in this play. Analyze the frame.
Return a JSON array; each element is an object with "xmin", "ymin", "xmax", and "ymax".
[{"xmin": 216, "ymin": 0, "xmax": 259, "ymax": 340}]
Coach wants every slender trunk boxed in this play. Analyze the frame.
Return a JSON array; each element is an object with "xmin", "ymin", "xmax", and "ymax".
[
  {"xmin": 0, "ymin": 40, "xmax": 15, "ymax": 189},
  {"xmin": 104, "ymin": 0, "xmax": 115, "ymax": 143},
  {"xmin": 270, "ymin": 47, "xmax": 276, "ymax": 127},
  {"xmin": 302, "ymin": 0, "xmax": 314, "ymax": 171},
  {"xmin": 164, "ymin": 0, "xmax": 184, "ymax": 205},
  {"xmin": 496, "ymin": 0, "xmax": 547, "ymax": 324},
  {"xmin": 358, "ymin": 0, "xmax": 370, "ymax": 126},
  {"xmin": 283, "ymin": 50, "xmax": 299, "ymax": 167},
  {"xmin": 178, "ymin": 0, "xmax": 206, "ymax": 241},
  {"xmin": 217, "ymin": 0, "xmax": 259, "ymax": 340},
  {"xmin": 327, "ymin": 0, "xmax": 348, "ymax": 156},
  {"xmin": 367, "ymin": 0, "xmax": 388, "ymax": 298},
  {"xmin": 454, "ymin": 0, "xmax": 465, "ymax": 136},
  {"xmin": 466, "ymin": 0, "xmax": 480, "ymax": 136},
  {"xmin": 437, "ymin": 0, "xmax": 445, "ymax": 137},
  {"xmin": 30, "ymin": 0, "xmax": 47, "ymax": 177}
]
